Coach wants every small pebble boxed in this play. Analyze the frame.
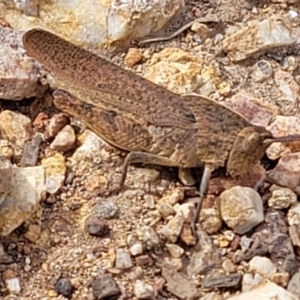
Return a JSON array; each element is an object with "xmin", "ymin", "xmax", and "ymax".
[
  {"xmin": 222, "ymin": 258, "xmax": 236, "ymax": 273},
  {"xmin": 46, "ymin": 113, "xmax": 70, "ymax": 139},
  {"xmin": 162, "ymin": 265, "xmax": 199, "ymax": 299},
  {"xmin": 144, "ymin": 195, "xmax": 156, "ymax": 209},
  {"xmin": 84, "ymin": 215, "xmax": 110, "ymax": 237},
  {"xmin": 179, "ymin": 224, "xmax": 196, "ymax": 245},
  {"xmin": 135, "ymin": 255, "xmax": 153, "ymax": 266},
  {"xmin": 267, "ymin": 152, "xmax": 300, "ymax": 193},
  {"xmin": 165, "ymin": 244, "xmax": 184, "ymax": 258},
  {"xmin": 178, "ymin": 167, "xmax": 196, "ymax": 186},
  {"xmin": 134, "ymin": 280, "xmax": 156, "ymax": 299},
  {"xmin": 159, "ymin": 214, "xmax": 184, "ymax": 243},
  {"xmin": 129, "ymin": 243, "xmax": 143, "ymax": 256},
  {"xmin": 229, "ymin": 280, "xmax": 297, "ymax": 299},
  {"xmin": 125, "ymin": 48, "xmax": 143, "ymax": 67},
  {"xmin": 24, "ymin": 224, "xmax": 41, "ymax": 243},
  {"xmin": 21, "ymin": 133, "xmax": 43, "ymax": 167},
  {"xmin": 200, "ymin": 208, "xmax": 222, "ymax": 234},
  {"xmin": 5, "ymin": 277, "xmax": 21, "ymax": 294},
  {"xmin": 156, "ymin": 203, "xmax": 176, "ymax": 218},
  {"xmin": 0, "ymin": 144, "xmax": 14, "ymax": 160},
  {"xmin": 0, "ymin": 110, "xmax": 32, "ymax": 158},
  {"xmin": 42, "ymin": 153, "xmax": 66, "ymax": 194},
  {"xmin": 33, "ymin": 112, "xmax": 48, "ymax": 131},
  {"xmin": 248, "ymin": 256, "xmax": 277, "ymax": 278},
  {"xmin": 251, "ymin": 60, "xmax": 273, "ymax": 83},
  {"xmin": 187, "ymin": 231, "xmax": 222, "ymax": 277},
  {"xmin": 287, "ymin": 202, "xmax": 300, "ymax": 226},
  {"xmin": 47, "ymin": 290, "xmax": 58, "ymax": 297},
  {"xmin": 281, "ymin": 56, "xmax": 298, "ymax": 71},
  {"xmin": 202, "ymin": 273, "xmax": 242, "ymax": 289},
  {"xmin": 270, "ymin": 272, "xmax": 290, "ymax": 287},
  {"xmin": 191, "ymin": 22, "xmax": 211, "ymax": 42},
  {"xmin": 128, "ymin": 267, "xmax": 144, "ymax": 281},
  {"xmin": 84, "ymin": 174, "xmax": 108, "ymax": 193},
  {"xmin": 242, "ymin": 273, "xmax": 264, "ymax": 292},
  {"xmin": 288, "ymin": 10, "xmax": 299, "ymax": 21},
  {"xmin": 157, "ymin": 187, "xmax": 184, "ymax": 206},
  {"xmin": 115, "ymin": 248, "xmax": 133, "ymax": 269},
  {"xmin": 176, "ymin": 203, "xmax": 194, "ymax": 222},
  {"xmin": 55, "ymin": 278, "xmax": 73, "ymax": 297},
  {"xmin": 268, "ymin": 188, "xmax": 296, "ymax": 209},
  {"xmin": 288, "ymin": 272, "xmax": 300, "ymax": 298},
  {"xmin": 91, "ymin": 274, "xmax": 120, "ymax": 299},
  {"xmin": 137, "ymin": 226, "xmax": 160, "ymax": 249},
  {"xmin": 266, "ymin": 116, "xmax": 300, "ymax": 160},
  {"xmin": 50, "ymin": 124, "xmax": 76, "ymax": 152},
  {"xmin": 2, "ymin": 269, "xmax": 16, "ymax": 280},
  {"xmin": 93, "ymin": 200, "xmax": 119, "ymax": 219},
  {"xmin": 218, "ymin": 186, "xmax": 264, "ymax": 234}
]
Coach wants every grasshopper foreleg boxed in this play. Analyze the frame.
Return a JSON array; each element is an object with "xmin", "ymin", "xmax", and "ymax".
[{"xmin": 191, "ymin": 164, "xmax": 214, "ymax": 238}]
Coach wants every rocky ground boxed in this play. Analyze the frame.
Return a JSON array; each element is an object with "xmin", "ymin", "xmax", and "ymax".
[{"xmin": 1, "ymin": 0, "xmax": 300, "ymax": 299}]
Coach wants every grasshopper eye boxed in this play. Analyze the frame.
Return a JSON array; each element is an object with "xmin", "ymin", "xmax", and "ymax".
[{"xmin": 242, "ymin": 132, "xmax": 261, "ymax": 152}]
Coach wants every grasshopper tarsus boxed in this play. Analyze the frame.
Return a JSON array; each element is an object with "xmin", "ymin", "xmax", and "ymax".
[{"xmin": 191, "ymin": 201, "xmax": 204, "ymax": 238}]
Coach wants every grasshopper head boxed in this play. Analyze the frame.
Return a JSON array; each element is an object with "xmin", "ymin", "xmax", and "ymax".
[
  {"xmin": 226, "ymin": 126, "xmax": 274, "ymax": 177},
  {"xmin": 227, "ymin": 125, "xmax": 300, "ymax": 177}
]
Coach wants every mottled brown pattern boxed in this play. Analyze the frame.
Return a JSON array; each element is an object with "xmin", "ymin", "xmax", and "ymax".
[
  {"xmin": 22, "ymin": 28, "xmax": 300, "ymax": 236},
  {"xmin": 22, "ymin": 29, "xmax": 196, "ymax": 129},
  {"xmin": 53, "ymin": 89, "xmax": 199, "ymax": 167},
  {"xmin": 183, "ymin": 95, "xmax": 251, "ymax": 168},
  {"xmin": 22, "ymin": 28, "xmax": 286, "ymax": 176},
  {"xmin": 23, "ymin": 28, "xmax": 271, "ymax": 172}
]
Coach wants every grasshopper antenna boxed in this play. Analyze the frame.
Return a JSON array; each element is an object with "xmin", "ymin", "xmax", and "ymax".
[{"xmin": 263, "ymin": 134, "xmax": 300, "ymax": 144}]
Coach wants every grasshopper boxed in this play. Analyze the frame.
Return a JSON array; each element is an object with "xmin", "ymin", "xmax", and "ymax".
[{"xmin": 22, "ymin": 28, "xmax": 300, "ymax": 237}]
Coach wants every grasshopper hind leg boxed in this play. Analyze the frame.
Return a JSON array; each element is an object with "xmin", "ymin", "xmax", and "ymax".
[{"xmin": 109, "ymin": 151, "xmax": 184, "ymax": 193}]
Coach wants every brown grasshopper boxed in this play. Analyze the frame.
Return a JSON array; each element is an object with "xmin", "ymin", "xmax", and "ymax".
[{"xmin": 22, "ymin": 28, "xmax": 300, "ymax": 237}]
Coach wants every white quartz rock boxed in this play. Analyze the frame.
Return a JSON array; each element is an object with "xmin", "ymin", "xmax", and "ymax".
[
  {"xmin": 2, "ymin": 0, "xmax": 184, "ymax": 49},
  {"xmin": 218, "ymin": 186, "xmax": 264, "ymax": 234},
  {"xmin": 227, "ymin": 280, "xmax": 297, "ymax": 300},
  {"xmin": 0, "ymin": 26, "xmax": 48, "ymax": 100}
]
